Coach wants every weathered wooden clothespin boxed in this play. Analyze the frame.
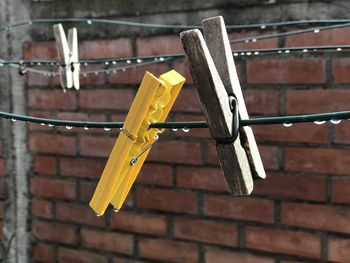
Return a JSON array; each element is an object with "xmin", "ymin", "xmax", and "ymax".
[
  {"xmin": 180, "ymin": 16, "xmax": 265, "ymax": 195},
  {"xmin": 53, "ymin": 23, "xmax": 80, "ymax": 91},
  {"xmin": 90, "ymin": 70, "xmax": 185, "ymax": 216}
]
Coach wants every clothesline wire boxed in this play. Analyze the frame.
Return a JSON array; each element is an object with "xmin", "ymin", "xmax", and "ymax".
[{"xmin": 2, "ymin": 110, "xmax": 350, "ymax": 129}]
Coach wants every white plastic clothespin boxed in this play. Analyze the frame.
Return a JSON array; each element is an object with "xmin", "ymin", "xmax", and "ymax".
[{"xmin": 53, "ymin": 23, "xmax": 80, "ymax": 91}]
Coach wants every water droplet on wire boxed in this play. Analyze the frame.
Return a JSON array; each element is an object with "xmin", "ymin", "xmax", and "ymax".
[
  {"xmin": 313, "ymin": 120, "xmax": 326, "ymax": 125},
  {"xmin": 96, "ymin": 213, "xmax": 102, "ymax": 217},
  {"xmin": 172, "ymin": 128, "xmax": 178, "ymax": 132},
  {"xmin": 314, "ymin": 29, "xmax": 320, "ymax": 33},
  {"xmin": 87, "ymin": 20, "xmax": 92, "ymax": 25},
  {"xmin": 113, "ymin": 208, "xmax": 119, "ymax": 213},
  {"xmin": 84, "ymin": 127, "xmax": 89, "ymax": 130},
  {"xmin": 182, "ymin": 127, "xmax": 191, "ymax": 133},
  {"xmin": 283, "ymin": 123, "xmax": 293, "ymax": 127},
  {"xmin": 48, "ymin": 124, "xmax": 54, "ymax": 127},
  {"xmin": 303, "ymin": 49, "xmax": 308, "ymax": 53},
  {"xmin": 337, "ymin": 48, "xmax": 342, "ymax": 52},
  {"xmin": 11, "ymin": 118, "xmax": 16, "ymax": 122},
  {"xmin": 330, "ymin": 119, "xmax": 342, "ymax": 124},
  {"xmin": 65, "ymin": 126, "xmax": 73, "ymax": 130},
  {"xmin": 104, "ymin": 127, "xmax": 112, "ymax": 131},
  {"xmin": 40, "ymin": 123, "xmax": 46, "ymax": 126},
  {"xmin": 260, "ymin": 25, "xmax": 266, "ymax": 29}
]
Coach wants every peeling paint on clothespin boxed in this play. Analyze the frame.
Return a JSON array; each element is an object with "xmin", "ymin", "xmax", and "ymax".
[
  {"xmin": 180, "ymin": 16, "xmax": 265, "ymax": 195},
  {"xmin": 53, "ymin": 24, "xmax": 80, "ymax": 91},
  {"xmin": 90, "ymin": 70, "xmax": 185, "ymax": 216}
]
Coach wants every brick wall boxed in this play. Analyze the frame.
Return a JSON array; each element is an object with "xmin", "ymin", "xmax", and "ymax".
[{"xmin": 4, "ymin": 20, "xmax": 350, "ymax": 263}]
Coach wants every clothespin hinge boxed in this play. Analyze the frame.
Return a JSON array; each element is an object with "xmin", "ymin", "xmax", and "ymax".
[{"xmin": 216, "ymin": 95, "xmax": 239, "ymax": 144}]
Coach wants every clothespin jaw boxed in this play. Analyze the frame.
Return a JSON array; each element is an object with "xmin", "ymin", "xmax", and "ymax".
[
  {"xmin": 53, "ymin": 24, "xmax": 80, "ymax": 91},
  {"xmin": 90, "ymin": 70, "xmax": 185, "ymax": 216},
  {"xmin": 180, "ymin": 16, "xmax": 265, "ymax": 195}
]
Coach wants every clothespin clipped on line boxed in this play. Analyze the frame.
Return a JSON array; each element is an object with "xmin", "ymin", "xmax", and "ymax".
[
  {"xmin": 90, "ymin": 70, "xmax": 185, "ymax": 216},
  {"xmin": 180, "ymin": 16, "xmax": 266, "ymax": 195},
  {"xmin": 53, "ymin": 23, "xmax": 80, "ymax": 92}
]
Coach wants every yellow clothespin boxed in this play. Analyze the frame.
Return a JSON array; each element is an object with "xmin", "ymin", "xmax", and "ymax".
[
  {"xmin": 53, "ymin": 23, "xmax": 80, "ymax": 91},
  {"xmin": 90, "ymin": 70, "xmax": 185, "ymax": 216}
]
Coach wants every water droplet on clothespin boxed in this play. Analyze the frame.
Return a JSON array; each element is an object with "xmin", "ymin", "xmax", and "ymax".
[
  {"xmin": 113, "ymin": 208, "xmax": 119, "ymax": 213},
  {"xmin": 65, "ymin": 126, "xmax": 73, "ymax": 130},
  {"xmin": 84, "ymin": 127, "xmax": 89, "ymax": 130},
  {"xmin": 283, "ymin": 123, "xmax": 293, "ymax": 127},
  {"xmin": 337, "ymin": 48, "xmax": 342, "ymax": 52},
  {"xmin": 313, "ymin": 120, "xmax": 326, "ymax": 125},
  {"xmin": 314, "ymin": 29, "xmax": 320, "ymax": 33},
  {"xmin": 87, "ymin": 20, "xmax": 92, "ymax": 25},
  {"xmin": 182, "ymin": 127, "xmax": 191, "ymax": 133},
  {"xmin": 48, "ymin": 124, "xmax": 54, "ymax": 127},
  {"xmin": 154, "ymin": 134, "xmax": 159, "ymax": 140},
  {"xmin": 104, "ymin": 127, "xmax": 112, "ymax": 131},
  {"xmin": 130, "ymin": 158, "xmax": 137, "ymax": 166},
  {"xmin": 11, "ymin": 118, "xmax": 16, "ymax": 122},
  {"xmin": 172, "ymin": 128, "xmax": 178, "ymax": 132},
  {"xmin": 96, "ymin": 213, "xmax": 102, "ymax": 217},
  {"xmin": 330, "ymin": 119, "xmax": 342, "ymax": 124}
]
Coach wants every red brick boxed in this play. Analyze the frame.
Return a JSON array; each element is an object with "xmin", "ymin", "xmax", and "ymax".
[
  {"xmin": 136, "ymin": 35, "xmax": 183, "ymax": 56},
  {"xmin": 137, "ymin": 187, "xmax": 197, "ymax": 214},
  {"xmin": 56, "ymin": 202, "xmax": 105, "ymax": 227},
  {"xmin": 286, "ymin": 89, "xmax": 350, "ymax": 114},
  {"xmin": 77, "ymin": 64, "xmax": 106, "ymax": 85},
  {"xmin": 60, "ymin": 158, "xmax": 106, "ymax": 178},
  {"xmin": 254, "ymin": 123, "xmax": 328, "ymax": 144},
  {"xmin": 137, "ymin": 163, "xmax": 173, "ymax": 186},
  {"xmin": 81, "ymin": 228, "xmax": 133, "ymax": 255},
  {"xmin": 332, "ymin": 178, "xmax": 350, "ymax": 204},
  {"xmin": 172, "ymin": 88, "xmax": 202, "ymax": 113},
  {"xmin": 139, "ymin": 238, "xmax": 199, "ymax": 262},
  {"xmin": 112, "ymin": 258, "xmax": 139, "ymax": 263},
  {"xmin": 259, "ymin": 145, "xmax": 279, "ymax": 170},
  {"xmin": 79, "ymin": 136, "xmax": 115, "ymax": 157},
  {"xmin": 33, "ymin": 243, "xmax": 56, "ymax": 262},
  {"xmin": 334, "ymin": 121, "xmax": 350, "ymax": 144},
  {"xmin": 33, "ymin": 156, "xmax": 56, "ymax": 175},
  {"xmin": 111, "ymin": 211, "xmax": 167, "ymax": 235},
  {"xmin": 28, "ymin": 90, "xmax": 77, "ymax": 110},
  {"xmin": 80, "ymin": 39, "xmax": 132, "ymax": 59},
  {"xmin": 245, "ymin": 226, "xmax": 321, "ymax": 259},
  {"xmin": 148, "ymin": 141, "xmax": 201, "ymax": 165},
  {"xmin": 205, "ymin": 247, "xmax": 274, "ymax": 263},
  {"xmin": 59, "ymin": 248, "xmax": 107, "ymax": 263},
  {"xmin": 286, "ymin": 27, "xmax": 350, "ymax": 47},
  {"xmin": 247, "ymin": 58, "xmax": 325, "ymax": 84},
  {"xmin": 174, "ymin": 218, "xmax": 237, "ymax": 246},
  {"xmin": 0, "ymin": 159, "xmax": 5, "ymax": 177},
  {"xmin": 173, "ymin": 114, "xmax": 210, "ymax": 138},
  {"xmin": 285, "ymin": 147, "xmax": 350, "ymax": 175},
  {"xmin": 109, "ymin": 63, "xmax": 170, "ymax": 84},
  {"xmin": 32, "ymin": 220, "xmax": 76, "ymax": 245},
  {"xmin": 31, "ymin": 198, "xmax": 53, "ymax": 219},
  {"xmin": 332, "ymin": 58, "xmax": 350, "ymax": 83},
  {"xmin": 328, "ymin": 237, "xmax": 350, "ymax": 262},
  {"xmin": 24, "ymin": 41, "xmax": 57, "ymax": 60},
  {"xmin": 79, "ymin": 89, "xmax": 134, "ymax": 110},
  {"xmin": 243, "ymin": 89, "xmax": 280, "ymax": 115},
  {"xmin": 27, "ymin": 70, "xmax": 50, "ymax": 87},
  {"xmin": 177, "ymin": 166, "xmax": 227, "ymax": 192},
  {"xmin": 282, "ymin": 202, "xmax": 350, "ymax": 234},
  {"xmin": 230, "ymin": 31, "xmax": 278, "ymax": 50},
  {"xmin": 30, "ymin": 177, "xmax": 76, "ymax": 200},
  {"xmin": 204, "ymin": 194, "xmax": 274, "ymax": 223},
  {"xmin": 173, "ymin": 60, "xmax": 193, "ymax": 84},
  {"xmin": 29, "ymin": 133, "xmax": 76, "ymax": 156},
  {"xmin": 254, "ymin": 172, "xmax": 327, "ymax": 201}
]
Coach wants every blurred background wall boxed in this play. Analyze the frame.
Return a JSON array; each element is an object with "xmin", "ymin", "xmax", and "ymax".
[{"xmin": 1, "ymin": 0, "xmax": 350, "ymax": 262}]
